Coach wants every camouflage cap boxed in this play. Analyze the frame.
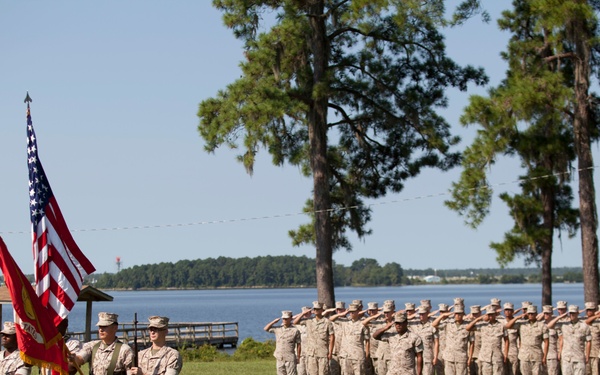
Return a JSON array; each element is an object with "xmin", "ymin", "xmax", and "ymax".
[
  {"xmin": 312, "ymin": 301, "xmax": 324, "ymax": 309},
  {"xmin": 367, "ymin": 302, "xmax": 378, "ymax": 310},
  {"xmin": 96, "ymin": 312, "xmax": 118, "ymax": 326},
  {"xmin": 585, "ymin": 302, "xmax": 597, "ymax": 310},
  {"xmin": 394, "ymin": 312, "xmax": 407, "ymax": 323},
  {"xmin": 405, "ymin": 302, "xmax": 416, "ymax": 310},
  {"xmin": 148, "ymin": 316, "xmax": 169, "ymax": 329},
  {"xmin": 526, "ymin": 305, "xmax": 538, "ymax": 314},
  {"xmin": 417, "ymin": 306, "xmax": 428, "ymax": 314},
  {"xmin": 282, "ymin": 310, "xmax": 293, "ymax": 319},
  {"xmin": 335, "ymin": 301, "xmax": 346, "ymax": 309},
  {"xmin": 568, "ymin": 305, "xmax": 579, "ymax": 313},
  {"xmin": 556, "ymin": 301, "xmax": 568, "ymax": 309},
  {"xmin": 542, "ymin": 305, "xmax": 553, "ymax": 313},
  {"xmin": 0, "ymin": 322, "xmax": 15, "ymax": 335}
]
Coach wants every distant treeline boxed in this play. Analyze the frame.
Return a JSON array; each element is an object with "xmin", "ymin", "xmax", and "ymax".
[
  {"xmin": 87, "ymin": 256, "xmax": 583, "ymax": 290},
  {"xmin": 91, "ymin": 256, "xmax": 404, "ymax": 289}
]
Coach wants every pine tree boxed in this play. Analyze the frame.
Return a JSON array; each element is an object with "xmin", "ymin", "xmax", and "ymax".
[{"xmin": 198, "ymin": 0, "xmax": 487, "ymax": 305}]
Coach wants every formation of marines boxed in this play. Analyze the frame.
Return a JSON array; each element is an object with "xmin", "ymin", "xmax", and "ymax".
[
  {"xmin": 0, "ymin": 312, "xmax": 182, "ymax": 375},
  {"xmin": 265, "ymin": 298, "xmax": 600, "ymax": 375}
]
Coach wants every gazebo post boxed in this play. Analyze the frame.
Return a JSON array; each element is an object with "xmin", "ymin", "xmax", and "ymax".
[{"xmin": 85, "ymin": 300, "xmax": 93, "ymax": 342}]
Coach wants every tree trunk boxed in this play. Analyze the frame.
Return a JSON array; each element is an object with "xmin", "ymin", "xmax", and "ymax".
[
  {"xmin": 308, "ymin": 1, "xmax": 335, "ymax": 307},
  {"xmin": 540, "ymin": 185, "xmax": 554, "ymax": 305},
  {"xmin": 571, "ymin": 6, "xmax": 599, "ymax": 303}
]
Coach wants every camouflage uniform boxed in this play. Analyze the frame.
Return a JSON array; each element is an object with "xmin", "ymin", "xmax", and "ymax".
[
  {"xmin": 297, "ymin": 324, "xmax": 309, "ymax": 375},
  {"xmin": 435, "ymin": 312, "xmax": 451, "ymax": 375},
  {"xmin": 478, "ymin": 320, "xmax": 506, "ymax": 375},
  {"xmin": 339, "ymin": 319, "xmax": 370, "ymax": 375},
  {"xmin": 332, "ymin": 316, "xmax": 350, "ymax": 375},
  {"xmin": 505, "ymin": 325, "xmax": 520, "ymax": 375},
  {"xmin": 269, "ymin": 325, "xmax": 302, "ymax": 375},
  {"xmin": 136, "ymin": 346, "xmax": 182, "ymax": 375},
  {"xmin": 517, "ymin": 320, "xmax": 549, "ymax": 375},
  {"xmin": 545, "ymin": 324, "xmax": 560, "ymax": 375},
  {"xmin": 299, "ymin": 317, "xmax": 335, "ymax": 375},
  {"xmin": 377, "ymin": 329, "xmax": 424, "ymax": 375},
  {"xmin": 586, "ymin": 320, "xmax": 600, "ymax": 375},
  {"xmin": 78, "ymin": 339, "xmax": 134, "ymax": 375},
  {"xmin": 560, "ymin": 320, "xmax": 591, "ymax": 375},
  {"xmin": 410, "ymin": 319, "xmax": 438, "ymax": 375},
  {"xmin": 367, "ymin": 316, "xmax": 388, "ymax": 375},
  {"xmin": 443, "ymin": 320, "xmax": 472, "ymax": 375},
  {"xmin": 0, "ymin": 350, "xmax": 30, "ymax": 375}
]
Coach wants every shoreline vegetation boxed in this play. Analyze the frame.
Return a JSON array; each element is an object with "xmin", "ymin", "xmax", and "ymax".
[{"xmin": 81, "ymin": 255, "xmax": 583, "ymax": 290}]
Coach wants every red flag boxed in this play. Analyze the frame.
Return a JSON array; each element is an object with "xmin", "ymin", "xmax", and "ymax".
[
  {"xmin": 0, "ymin": 236, "xmax": 69, "ymax": 375},
  {"xmin": 26, "ymin": 101, "xmax": 96, "ymax": 325}
]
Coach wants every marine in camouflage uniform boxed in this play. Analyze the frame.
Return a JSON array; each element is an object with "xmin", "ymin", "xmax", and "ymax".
[
  {"xmin": 130, "ymin": 316, "xmax": 182, "ymax": 375},
  {"xmin": 332, "ymin": 304, "xmax": 370, "ymax": 375},
  {"xmin": 410, "ymin": 306, "xmax": 439, "ymax": 375},
  {"xmin": 74, "ymin": 313, "xmax": 134, "ymax": 375},
  {"xmin": 364, "ymin": 302, "xmax": 386, "ymax": 375},
  {"xmin": 467, "ymin": 308, "xmax": 507, "ymax": 375},
  {"xmin": 432, "ymin": 305, "xmax": 472, "ymax": 375},
  {"xmin": 435, "ymin": 304, "xmax": 452, "ymax": 375},
  {"xmin": 330, "ymin": 302, "xmax": 349, "ymax": 375},
  {"xmin": 296, "ymin": 306, "xmax": 313, "ymax": 375},
  {"xmin": 503, "ymin": 303, "xmax": 520, "ymax": 375},
  {"xmin": 541, "ymin": 305, "xmax": 561, "ymax": 375},
  {"xmin": 373, "ymin": 312, "xmax": 424, "ymax": 375},
  {"xmin": 467, "ymin": 306, "xmax": 483, "ymax": 375},
  {"xmin": 364, "ymin": 301, "xmax": 396, "ymax": 375},
  {"xmin": 584, "ymin": 303, "xmax": 600, "ymax": 375},
  {"xmin": 506, "ymin": 306, "xmax": 548, "ymax": 375},
  {"xmin": 295, "ymin": 302, "xmax": 335, "ymax": 375},
  {"xmin": 0, "ymin": 322, "xmax": 31, "ymax": 375},
  {"xmin": 265, "ymin": 310, "xmax": 302, "ymax": 375},
  {"xmin": 555, "ymin": 306, "xmax": 591, "ymax": 375}
]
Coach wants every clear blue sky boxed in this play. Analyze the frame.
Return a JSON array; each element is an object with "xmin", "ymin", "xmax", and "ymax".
[{"xmin": 0, "ymin": 2, "xmax": 593, "ymax": 274}]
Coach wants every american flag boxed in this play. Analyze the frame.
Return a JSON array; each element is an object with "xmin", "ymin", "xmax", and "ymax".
[{"xmin": 27, "ymin": 102, "xmax": 96, "ymax": 325}]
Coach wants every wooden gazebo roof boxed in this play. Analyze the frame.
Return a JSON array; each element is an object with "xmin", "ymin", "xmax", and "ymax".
[
  {"xmin": 0, "ymin": 284, "xmax": 113, "ymax": 303},
  {"xmin": 0, "ymin": 284, "xmax": 113, "ymax": 341}
]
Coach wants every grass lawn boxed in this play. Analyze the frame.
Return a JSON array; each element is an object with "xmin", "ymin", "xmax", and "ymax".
[{"xmin": 183, "ymin": 359, "xmax": 275, "ymax": 375}]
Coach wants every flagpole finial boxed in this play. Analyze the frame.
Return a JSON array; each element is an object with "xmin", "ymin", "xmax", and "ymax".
[{"xmin": 24, "ymin": 92, "xmax": 32, "ymax": 103}]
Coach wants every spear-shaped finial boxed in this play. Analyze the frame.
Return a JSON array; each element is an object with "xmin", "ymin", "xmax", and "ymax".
[{"xmin": 24, "ymin": 92, "xmax": 32, "ymax": 103}]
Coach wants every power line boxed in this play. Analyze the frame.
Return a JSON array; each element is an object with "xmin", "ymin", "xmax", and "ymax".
[{"xmin": 0, "ymin": 166, "xmax": 596, "ymax": 235}]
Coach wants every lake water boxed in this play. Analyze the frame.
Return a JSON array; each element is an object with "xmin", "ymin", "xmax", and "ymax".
[{"xmin": 5, "ymin": 283, "xmax": 586, "ymax": 343}]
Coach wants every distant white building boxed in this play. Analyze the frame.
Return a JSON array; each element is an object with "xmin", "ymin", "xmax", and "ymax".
[{"xmin": 423, "ymin": 275, "xmax": 441, "ymax": 283}]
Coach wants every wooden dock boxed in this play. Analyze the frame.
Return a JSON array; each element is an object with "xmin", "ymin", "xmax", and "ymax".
[{"xmin": 69, "ymin": 321, "xmax": 239, "ymax": 349}]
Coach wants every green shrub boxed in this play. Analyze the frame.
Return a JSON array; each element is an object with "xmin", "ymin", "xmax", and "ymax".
[
  {"xmin": 180, "ymin": 344, "xmax": 229, "ymax": 362},
  {"xmin": 231, "ymin": 338, "xmax": 275, "ymax": 361}
]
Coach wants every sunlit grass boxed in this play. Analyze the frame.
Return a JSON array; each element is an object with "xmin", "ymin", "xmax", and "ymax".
[{"xmin": 183, "ymin": 359, "xmax": 275, "ymax": 375}]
